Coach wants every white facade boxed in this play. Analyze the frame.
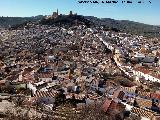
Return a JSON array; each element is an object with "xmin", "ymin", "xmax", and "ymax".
[
  {"xmin": 39, "ymin": 78, "xmax": 52, "ymax": 82},
  {"xmin": 132, "ymin": 70, "xmax": 160, "ymax": 83},
  {"xmin": 27, "ymin": 82, "xmax": 37, "ymax": 95}
]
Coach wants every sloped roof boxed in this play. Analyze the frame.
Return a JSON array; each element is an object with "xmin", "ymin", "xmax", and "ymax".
[
  {"xmin": 34, "ymin": 90, "xmax": 57, "ymax": 98},
  {"xmin": 102, "ymin": 99, "xmax": 112, "ymax": 112},
  {"xmin": 151, "ymin": 93, "xmax": 160, "ymax": 100},
  {"xmin": 136, "ymin": 98, "xmax": 152, "ymax": 108},
  {"xmin": 138, "ymin": 91, "xmax": 151, "ymax": 98},
  {"xmin": 131, "ymin": 107, "xmax": 154, "ymax": 119}
]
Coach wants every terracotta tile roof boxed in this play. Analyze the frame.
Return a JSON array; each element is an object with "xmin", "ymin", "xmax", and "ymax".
[
  {"xmin": 117, "ymin": 91, "xmax": 125, "ymax": 100},
  {"xmin": 131, "ymin": 107, "xmax": 154, "ymax": 119},
  {"xmin": 113, "ymin": 90, "xmax": 125, "ymax": 100},
  {"xmin": 138, "ymin": 91, "xmax": 151, "ymax": 98},
  {"xmin": 134, "ymin": 67, "xmax": 160, "ymax": 80},
  {"xmin": 152, "ymin": 74, "xmax": 160, "ymax": 79},
  {"xmin": 108, "ymin": 100, "xmax": 118, "ymax": 111},
  {"xmin": 113, "ymin": 89, "xmax": 121, "ymax": 99},
  {"xmin": 134, "ymin": 67, "xmax": 150, "ymax": 74},
  {"xmin": 102, "ymin": 99, "xmax": 112, "ymax": 112},
  {"xmin": 102, "ymin": 97, "xmax": 124, "ymax": 113},
  {"xmin": 34, "ymin": 90, "xmax": 56, "ymax": 98},
  {"xmin": 136, "ymin": 98, "xmax": 152, "ymax": 108},
  {"xmin": 139, "ymin": 69, "xmax": 150, "ymax": 74},
  {"xmin": 151, "ymin": 93, "xmax": 160, "ymax": 100}
]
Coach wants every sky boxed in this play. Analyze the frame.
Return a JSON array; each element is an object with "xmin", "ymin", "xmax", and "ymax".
[{"xmin": 0, "ymin": 0, "xmax": 160, "ymax": 25}]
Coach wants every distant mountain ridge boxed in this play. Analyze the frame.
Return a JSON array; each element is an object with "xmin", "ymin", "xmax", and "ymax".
[
  {"xmin": 85, "ymin": 16, "xmax": 160, "ymax": 37},
  {"xmin": 0, "ymin": 15, "xmax": 160, "ymax": 38}
]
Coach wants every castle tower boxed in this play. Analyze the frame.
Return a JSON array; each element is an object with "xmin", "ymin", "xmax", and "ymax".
[
  {"xmin": 57, "ymin": 9, "xmax": 59, "ymax": 16},
  {"xmin": 52, "ymin": 9, "xmax": 59, "ymax": 18},
  {"xmin": 69, "ymin": 11, "xmax": 73, "ymax": 16}
]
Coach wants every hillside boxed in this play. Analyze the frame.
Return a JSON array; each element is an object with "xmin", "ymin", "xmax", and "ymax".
[
  {"xmin": 40, "ymin": 15, "xmax": 94, "ymax": 28},
  {"xmin": 0, "ymin": 15, "xmax": 160, "ymax": 38},
  {"xmin": 0, "ymin": 15, "xmax": 44, "ymax": 28},
  {"xmin": 85, "ymin": 16, "xmax": 160, "ymax": 37}
]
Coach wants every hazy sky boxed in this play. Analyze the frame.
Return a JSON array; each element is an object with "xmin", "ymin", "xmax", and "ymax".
[{"xmin": 0, "ymin": 0, "xmax": 159, "ymax": 25}]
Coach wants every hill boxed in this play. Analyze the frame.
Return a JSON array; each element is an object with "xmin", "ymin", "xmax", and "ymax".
[
  {"xmin": 85, "ymin": 16, "xmax": 160, "ymax": 37},
  {"xmin": 40, "ymin": 15, "xmax": 94, "ymax": 28},
  {"xmin": 0, "ymin": 15, "xmax": 44, "ymax": 28},
  {"xmin": 0, "ymin": 15, "xmax": 160, "ymax": 38}
]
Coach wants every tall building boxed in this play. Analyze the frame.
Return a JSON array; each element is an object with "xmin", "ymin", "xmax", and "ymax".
[
  {"xmin": 52, "ymin": 9, "xmax": 59, "ymax": 18},
  {"xmin": 57, "ymin": 9, "xmax": 59, "ymax": 16}
]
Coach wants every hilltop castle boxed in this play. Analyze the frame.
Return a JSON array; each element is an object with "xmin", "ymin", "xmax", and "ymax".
[
  {"xmin": 45, "ymin": 9, "xmax": 77, "ymax": 19},
  {"xmin": 52, "ymin": 9, "xmax": 59, "ymax": 18}
]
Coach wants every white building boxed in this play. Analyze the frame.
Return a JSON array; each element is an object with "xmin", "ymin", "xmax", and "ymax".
[{"xmin": 132, "ymin": 68, "xmax": 160, "ymax": 83}]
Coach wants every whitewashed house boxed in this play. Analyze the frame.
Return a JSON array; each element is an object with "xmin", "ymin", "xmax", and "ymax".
[{"xmin": 132, "ymin": 68, "xmax": 160, "ymax": 83}]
